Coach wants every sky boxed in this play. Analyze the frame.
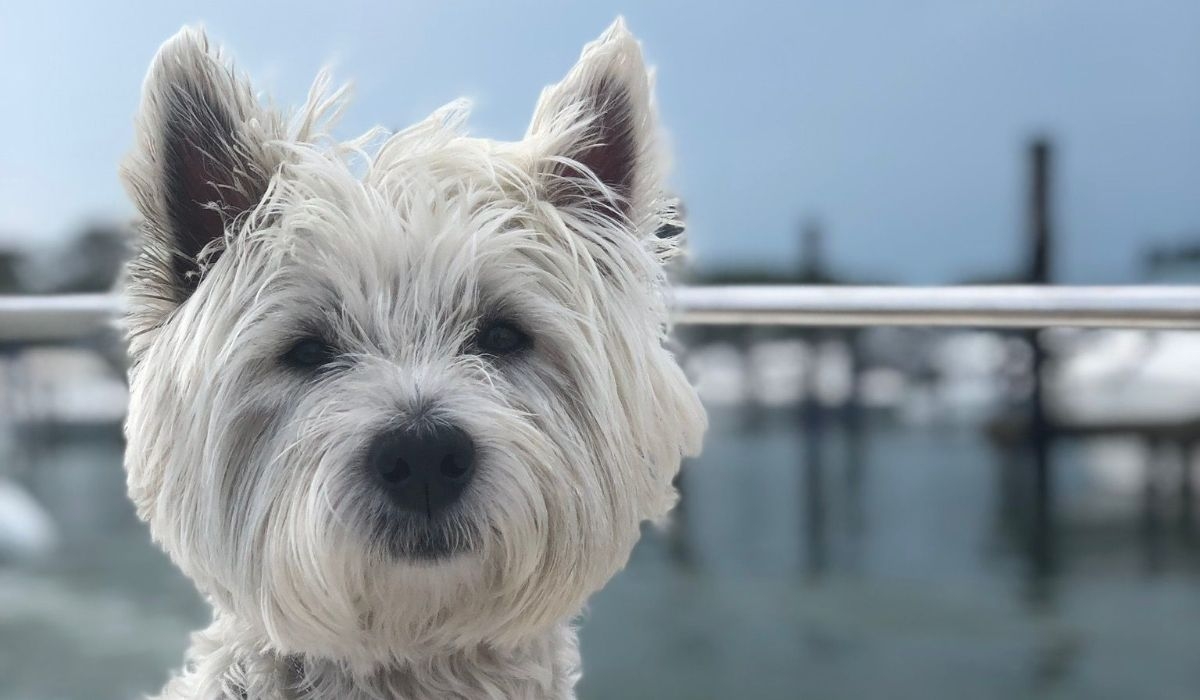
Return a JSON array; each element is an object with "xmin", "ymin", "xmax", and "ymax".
[{"xmin": 1, "ymin": 1, "xmax": 1198, "ymax": 283}]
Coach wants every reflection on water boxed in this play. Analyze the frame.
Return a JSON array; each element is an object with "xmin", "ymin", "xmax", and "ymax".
[{"xmin": 2, "ymin": 407, "xmax": 1199, "ymax": 699}]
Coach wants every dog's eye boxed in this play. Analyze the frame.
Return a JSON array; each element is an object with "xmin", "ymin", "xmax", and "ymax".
[
  {"xmin": 475, "ymin": 321, "xmax": 530, "ymax": 356},
  {"xmin": 283, "ymin": 337, "xmax": 336, "ymax": 369}
]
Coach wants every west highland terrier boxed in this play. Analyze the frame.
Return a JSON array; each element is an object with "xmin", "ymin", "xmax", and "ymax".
[{"xmin": 120, "ymin": 18, "xmax": 706, "ymax": 700}]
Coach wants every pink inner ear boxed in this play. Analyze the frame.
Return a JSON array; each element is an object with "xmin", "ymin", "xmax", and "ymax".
[
  {"xmin": 160, "ymin": 95, "xmax": 263, "ymax": 297},
  {"xmin": 554, "ymin": 78, "xmax": 639, "ymax": 218}
]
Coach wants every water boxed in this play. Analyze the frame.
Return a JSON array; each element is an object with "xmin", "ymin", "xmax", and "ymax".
[{"xmin": 2, "ymin": 408, "xmax": 1199, "ymax": 699}]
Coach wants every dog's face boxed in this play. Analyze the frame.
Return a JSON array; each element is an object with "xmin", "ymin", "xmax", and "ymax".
[{"xmin": 120, "ymin": 20, "xmax": 704, "ymax": 665}]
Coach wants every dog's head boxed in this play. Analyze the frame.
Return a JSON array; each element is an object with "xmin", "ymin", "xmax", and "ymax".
[{"xmin": 120, "ymin": 20, "xmax": 705, "ymax": 665}]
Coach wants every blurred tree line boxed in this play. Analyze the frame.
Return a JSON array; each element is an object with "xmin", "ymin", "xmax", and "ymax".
[{"xmin": 0, "ymin": 224, "xmax": 129, "ymax": 294}]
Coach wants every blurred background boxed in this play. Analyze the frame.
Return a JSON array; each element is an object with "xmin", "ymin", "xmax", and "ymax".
[{"xmin": 2, "ymin": 2, "xmax": 1200, "ymax": 698}]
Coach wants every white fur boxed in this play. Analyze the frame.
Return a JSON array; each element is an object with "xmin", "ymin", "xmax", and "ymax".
[{"xmin": 121, "ymin": 18, "xmax": 705, "ymax": 699}]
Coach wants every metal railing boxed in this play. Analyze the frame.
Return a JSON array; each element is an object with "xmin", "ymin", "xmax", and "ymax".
[
  {"xmin": 672, "ymin": 285, "xmax": 1200, "ymax": 329},
  {"xmin": 2, "ymin": 286, "xmax": 1200, "ymax": 342}
]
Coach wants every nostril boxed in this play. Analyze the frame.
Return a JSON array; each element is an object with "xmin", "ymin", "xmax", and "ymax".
[
  {"xmin": 439, "ymin": 453, "xmax": 470, "ymax": 482},
  {"xmin": 378, "ymin": 457, "xmax": 412, "ymax": 485}
]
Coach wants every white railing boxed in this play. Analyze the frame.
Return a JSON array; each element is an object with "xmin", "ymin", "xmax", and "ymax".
[
  {"xmin": 672, "ymin": 286, "xmax": 1200, "ymax": 329},
  {"xmin": 0, "ymin": 294, "xmax": 122, "ymax": 343},
  {"xmin": 2, "ymin": 286, "xmax": 1200, "ymax": 342}
]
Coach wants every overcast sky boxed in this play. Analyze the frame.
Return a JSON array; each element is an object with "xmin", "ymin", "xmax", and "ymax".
[{"xmin": 2, "ymin": 1, "xmax": 1198, "ymax": 283}]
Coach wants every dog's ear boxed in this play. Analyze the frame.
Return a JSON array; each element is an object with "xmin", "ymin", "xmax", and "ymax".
[
  {"xmin": 527, "ymin": 18, "xmax": 670, "ymax": 239},
  {"xmin": 121, "ymin": 27, "xmax": 281, "ymax": 323}
]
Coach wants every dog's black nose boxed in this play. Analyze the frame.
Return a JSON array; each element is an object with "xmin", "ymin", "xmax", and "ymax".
[{"xmin": 368, "ymin": 423, "xmax": 476, "ymax": 517}]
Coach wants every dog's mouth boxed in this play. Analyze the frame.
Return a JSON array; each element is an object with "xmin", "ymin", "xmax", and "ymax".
[{"xmin": 369, "ymin": 511, "xmax": 477, "ymax": 561}]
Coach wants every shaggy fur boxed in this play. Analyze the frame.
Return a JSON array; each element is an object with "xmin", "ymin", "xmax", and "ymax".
[{"xmin": 120, "ymin": 18, "xmax": 705, "ymax": 700}]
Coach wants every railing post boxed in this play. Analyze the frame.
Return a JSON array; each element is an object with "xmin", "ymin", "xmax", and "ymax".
[{"xmin": 1028, "ymin": 138, "xmax": 1056, "ymax": 588}]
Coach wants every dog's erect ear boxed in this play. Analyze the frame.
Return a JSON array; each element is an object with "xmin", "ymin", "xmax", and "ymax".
[
  {"xmin": 121, "ymin": 27, "xmax": 281, "ymax": 318},
  {"xmin": 527, "ymin": 18, "xmax": 668, "ymax": 236}
]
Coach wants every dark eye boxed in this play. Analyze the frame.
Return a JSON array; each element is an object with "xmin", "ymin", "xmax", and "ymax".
[
  {"xmin": 283, "ymin": 337, "xmax": 336, "ymax": 369},
  {"xmin": 476, "ymin": 320, "xmax": 530, "ymax": 356}
]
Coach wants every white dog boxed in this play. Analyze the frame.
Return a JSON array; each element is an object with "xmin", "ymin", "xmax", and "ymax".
[{"xmin": 120, "ymin": 18, "xmax": 705, "ymax": 699}]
